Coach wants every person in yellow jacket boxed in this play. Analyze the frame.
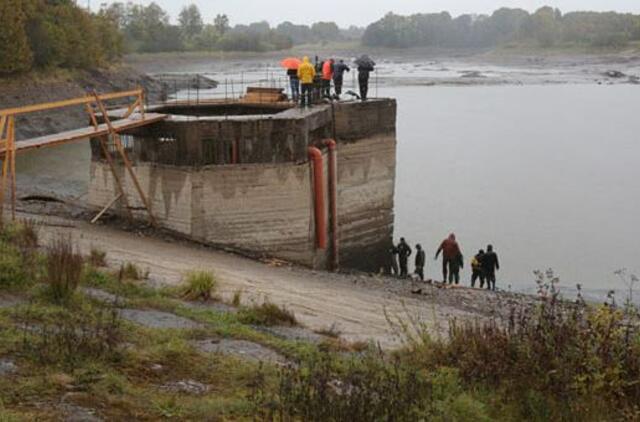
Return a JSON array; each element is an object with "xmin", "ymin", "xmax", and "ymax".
[{"xmin": 297, "ymin": 57, "xmax": 316, "ymax": 107}]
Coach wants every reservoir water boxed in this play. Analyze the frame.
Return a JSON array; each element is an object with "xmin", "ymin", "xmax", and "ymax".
[{"xmin": 383, "ymin": 84, "xmax": 640, "ymax": 295}]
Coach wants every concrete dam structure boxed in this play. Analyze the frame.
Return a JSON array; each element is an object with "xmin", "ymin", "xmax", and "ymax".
[{"xmin": 88, "ymin": 98, "xmax": 397, "ymax": 271}]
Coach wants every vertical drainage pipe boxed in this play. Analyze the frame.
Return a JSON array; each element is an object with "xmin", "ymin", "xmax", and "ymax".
[
  {"xmin": 308, "ymin": 146, "xmax": 327, "ymax": 250},
  {"xmin": 323, "ymin": 139, "xmax": 339, "ymax": 271}
]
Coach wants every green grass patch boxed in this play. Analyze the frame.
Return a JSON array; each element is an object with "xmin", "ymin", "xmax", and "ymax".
[{"xmin": 180, "ymin": 271, "xmax": 217, "ymax": 302}]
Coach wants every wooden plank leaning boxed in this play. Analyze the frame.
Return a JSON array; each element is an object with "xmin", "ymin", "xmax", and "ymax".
[
  {"xmin": 91, "ymin": 91, "xmax": 158, "ymax": 227},
  {"xmin": 84, "ymin": 103, "xmax": 134, "ymax": 223}
]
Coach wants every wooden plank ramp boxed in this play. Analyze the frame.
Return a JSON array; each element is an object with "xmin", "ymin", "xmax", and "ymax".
[{"xmin": 0, "ymin": 113, "xmax": 167, "ymax": 156}]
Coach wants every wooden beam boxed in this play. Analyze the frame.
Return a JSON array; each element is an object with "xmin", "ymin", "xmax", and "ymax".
[
  {"xmin": 93, "ymin": 92, "xmax": 158, "ymax": 227},
  {"xmin": 91, "ymin": 193, "xmax": 123, "ymax": 224},
  {"xmin": 0, "ymin": 113, "xmax": 166, "ymax": 155},
  {"xmin": 122, "ymin": 97, "xmax": 141, "ymax": 119},
  {"xmin": 0, "ymin": 89, "xmax": 143, "ymax": 117},
  {"xmin": 97, "ymin": 135, "xmax": 134, "ymax": 221},
  {"xmin": 0, "ymin": 116, "xmax": 6, "ymax": 140},
  {"xmin": 8, "ymin": 117, "xmax": 16, "ymax": 220},
  {"xmin": 0, "ymin": 147, "xmax": 7, "ymax": 222}
]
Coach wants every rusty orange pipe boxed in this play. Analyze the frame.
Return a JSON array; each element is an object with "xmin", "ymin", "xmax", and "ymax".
[
  {"xmin": 308, "ymin": 146, "xmax": 327, "ymax": 250},
  {"xmin": 323, "ymin": 139, "xmax": 339, "ymax": 270}
]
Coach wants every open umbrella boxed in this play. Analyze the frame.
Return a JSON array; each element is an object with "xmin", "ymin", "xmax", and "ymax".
[
  {"xmin": 280, "ymin": 57, "xmax": 301, "ymax": 70},
  {"xmin": 354, "ymin": 55, "xmax": 375, "ymax": 68}
]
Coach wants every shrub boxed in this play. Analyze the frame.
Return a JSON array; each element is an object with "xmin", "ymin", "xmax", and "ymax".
[
  {"xmin": 120, "ymin": 262, "xmax": 147, "ymax": 281},
  {"xmin": 250, "ymin": 352, "xmax": 489, "ymax": 421},
  {"xmin": 418, "ymin": 270, "xmax": 640, "ymax": 419},
  {"xmin": 88, "ymin": 247, "xmax": 107, "ymax": 267},
  {"xmin": 45, "ymin": 235, "xmax": 83, "ymax": 304},
  {"xmin": 181, "ymin": 271, "xmax": 217, "ymax": 301},
  {"xmin": 238, "ymin": 300, "xmax": 297, "ymax": 326},
  {"xmin": 0, "ymin": 243, "xmax": 28, "ymax": 288},
  {"xmin": 17, "ymin": 303, "xmax": 122, "ymax": 368},
  {"xmin": 231, "ymin": 289, "xmax": 242, "ymax": 307}
]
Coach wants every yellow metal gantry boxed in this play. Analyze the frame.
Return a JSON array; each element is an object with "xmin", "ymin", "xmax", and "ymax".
[{"xmin": 0, "ymin": 89, "xmax": 165, "ymax": 226}]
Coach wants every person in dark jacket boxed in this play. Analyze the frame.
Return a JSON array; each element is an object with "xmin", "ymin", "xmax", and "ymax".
[
  {"xmin": 286, "ymin": 68, "xmax": 300, "ymax": 103},
  {"xmin": 481, "ymin": 244, "xmax": 500, "ymax": 291},
  {"xmin": 470, "ymin": 249, "xmax": 485, "ymax": 288},
  {"xmin": 388, "ymin": 244, "xmax": 399, "ymax": 277},
  {"xmin": 397, "ymin": 238, "xmax": 412, "ymax": 278},
  {"xmin": 414, "ymin": 244, "xmax": 426, "ymax": 281},
  {"xmin": 356, "ymin": 56, "xmax": 375, "ymax": 101},
  {"xmin": 332, "ymin": 59, "xmax": 350, "ymax": 98},
  {"xmin": 435, "ymin": 233, "xmax": 462, "ymax": 284}
]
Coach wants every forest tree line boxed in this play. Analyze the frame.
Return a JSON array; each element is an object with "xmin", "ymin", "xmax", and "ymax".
[
  {"xmin": 362, "ymin": 7, "xmax": 640, "ymax": 48},
  {"xmin": 99, "ymin": 2, "xmax": 362, "ymax": 53},
  {"xmin": 2, "ymin": 1, "xmax": 640, "ymax": 76}
]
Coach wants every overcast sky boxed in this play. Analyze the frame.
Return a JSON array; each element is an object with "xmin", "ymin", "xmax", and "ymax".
[{"xmin": 92, "ymin": 1, "xmax": 640, "ymax": 27}]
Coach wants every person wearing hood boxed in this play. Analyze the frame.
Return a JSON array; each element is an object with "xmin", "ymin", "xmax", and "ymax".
[
  {"xmin": 297, "ymin": 57, "xmax": 316, "ymax": 107},
  {"xmin": 481, "ymin": 244, "xmax": 500, "ymax": 291},
  {"xmin": 397, "ymin": 237, "xmax": 412, "ymax": 278},
  {"xmin": 332, "ymin": 59, "xmax": 350, "ymax": 98},
  {"xmin": 435, "ymin": 233, "xmax": 463, "ymax": 284},
  {"xmin": 414, "ymin": 244, "xmax": 426, "ymax": 281},
  {"xmin": 321, "ymin": 59, "xmax": 334, "ymax": 98},
  {"xmin": 356, "ymin": 55, "xmax": 375, "ymax": 101}
]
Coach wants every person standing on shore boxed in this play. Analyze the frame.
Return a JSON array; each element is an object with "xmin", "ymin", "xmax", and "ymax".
[
  {"xmin": 397, "ymin": 238, "xmax": 412, "ymax": 278},
  {"xmin": 388, "ymin": 243, "xmax": 399, "ymax": 277},
  {"xmin": 481, "ymin": 244, "xmax": 500, "ymax": 291},
  {"xmin": 332, "ymin": 59, "xmax": 350, "ymax": 98},
  {"xmin": 471, "ymin": 249, "xmax": 485, "ymax": 288},
  {"xmin": 435, "ymin": 233, "xmax": 462, "ymax": 284},
  {"xmin": 414, "ymin": 244, "xmax": 426, "ymax": 281},
  {"xmin": 297, "ymin": 57, "xmax": 315, "ymax": 108}
]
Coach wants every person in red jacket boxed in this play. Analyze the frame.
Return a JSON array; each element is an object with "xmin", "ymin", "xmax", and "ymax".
[
  {"xmin": 435, "ymin": 233, "xmax": 464, "ymax": 284},
  {"xmin": 321, "ymin": 59, "xmax": 334, "ymax": 98}
]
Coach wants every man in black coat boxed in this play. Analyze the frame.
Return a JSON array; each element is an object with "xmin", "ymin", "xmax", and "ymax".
[
  {"xmin": 414, "ymin": 244, "xmax": 426, "ymax": 281},
  {"xmin": 397, "ymin": 238, "xmax": 412, "ymax": 278},
  {"xmin": 356, "ymin": 56, "xmax": 375, "ymax": 101},
  {"xmin": 332, "ymin": 59, "xmax": 350, "ymax": 97},
  {"xmin": 481, "ymin": 244, "xmax": 500, "ymax": 291}
]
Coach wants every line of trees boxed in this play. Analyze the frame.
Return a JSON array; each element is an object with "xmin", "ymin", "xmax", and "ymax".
[
  {"xmin": 0, "ymin": 0, "xmax": 122, "ymax": 75},
  {"xmin": 363, "ymin": 7, "xmax": 640, "ymax": 48},
  {"xmin": 100, "ymin": 2, "xmax": 362, "ymax": 54}
]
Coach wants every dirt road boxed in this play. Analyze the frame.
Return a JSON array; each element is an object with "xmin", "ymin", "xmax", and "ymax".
[{"xmin": 31, "ymin": 214, "xmax": 483, "ymax": 348}]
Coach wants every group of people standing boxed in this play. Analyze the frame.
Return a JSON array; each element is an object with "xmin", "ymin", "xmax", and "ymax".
[
  {"xmin": 389, "ymin": 233, "xmax": 501, "ymax": 291},
  {"xmin": 286, "ymin": 55, "xmax": 376, "ymax": 107}
]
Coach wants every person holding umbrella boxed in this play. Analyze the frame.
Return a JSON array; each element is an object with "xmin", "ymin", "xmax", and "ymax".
[
  {"xmin": 355, "ymin": 55, "xmax": 375, "ymax": 101},
  {"xmin": 281, "ymin": 57, "xmax": 301, "ymax": 103}
]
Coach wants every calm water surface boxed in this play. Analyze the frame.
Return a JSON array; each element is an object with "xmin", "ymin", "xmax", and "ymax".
[{"xmin": 382, "ymin": 84, "xmax": 640, "ymax": 294}]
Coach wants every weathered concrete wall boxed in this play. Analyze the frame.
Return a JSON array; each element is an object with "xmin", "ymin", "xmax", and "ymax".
[
  {"xmin": 88, "ymin": 157, "xmax": 330, "ymax": 268},
  {"xmin": 333, "ymin": 100, "xmax": 397, "ymax": 271},
  {"xmin": 191, "ymin": 158, "xmax": 329, "ymax": 268},
  {"xmin": 89, "ymin": 162, "xmax": 194, "ymax": 234},
  {"xmin": 89, "ymin": 99, "xmax": 396, "ymax": 271},
  {"xmin": 335, "ymin": 134, "xmax": 396, "ymax": 271}
]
